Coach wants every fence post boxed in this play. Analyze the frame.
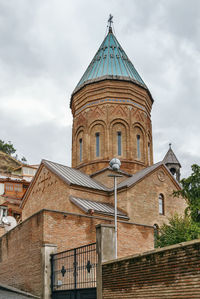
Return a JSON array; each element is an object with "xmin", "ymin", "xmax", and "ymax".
[
  {"xmin": 42, "ymin": 243, "xmax": 57, "ymax": 299},
  {"xmin": 96, "ymin": 224, "xmax": 115, "ymax": 299}
]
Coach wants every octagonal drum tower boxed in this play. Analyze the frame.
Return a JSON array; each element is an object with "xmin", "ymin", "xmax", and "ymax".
[{"xmin": 70, "ymin": 23, "xmax": 154, "ymax": 175}]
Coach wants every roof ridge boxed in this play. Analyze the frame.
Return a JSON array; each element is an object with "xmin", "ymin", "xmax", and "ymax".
[{"xmin": 42, "ymin": 159, "xmax": 109, "ymax": 191}]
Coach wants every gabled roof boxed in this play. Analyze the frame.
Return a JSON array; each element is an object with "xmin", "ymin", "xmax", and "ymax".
[
  {"xmin": 117, "ymin": 162, "xmax": 163, "ymax": 189},
  {"xmin": 90, "ymin": 166, "xmax": 132, "ymax": 178},
  {"xmin": 163, "ymin": 146, "xmax": 181, "ymax": 167},
  {"xmin": 116, "ymin": 161, "xmax": 181, "ymax": 190},
  {"xmin": 42, "ymin": 160, "xmax": 108, "ymax": 191},
  {"xmin": 72, "ymin": 28, "xmax": 148, "ymax": 97},
  {"xmin": 22, "ymin": 159, "xmax": 181, "ymax": 211},
  {"xmin": 70, "ymin": 196, "xmax": 129, "ymax": 219}
]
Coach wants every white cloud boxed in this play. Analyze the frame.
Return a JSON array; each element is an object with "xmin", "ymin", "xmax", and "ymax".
[{"xmin": 0, "ymin": 0, "xmax": 199, "ymax": 178}]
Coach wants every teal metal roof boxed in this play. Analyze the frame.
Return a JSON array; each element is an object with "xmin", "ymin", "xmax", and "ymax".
[{"xmin": 72, "ymin": 28, "xmax": 147, "ymax": 95}]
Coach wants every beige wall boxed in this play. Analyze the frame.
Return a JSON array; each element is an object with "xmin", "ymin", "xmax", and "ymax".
[
  {"xmin": 23, "ymin": 164, "xmax": 186, "ymax": 230},
  {"xmin": 118, "ymin": 166, "xmax": 187, "ymax": 227},
  {"xmin": 22, "ymin": 165, "xmax": 110, "ymax": 221}
]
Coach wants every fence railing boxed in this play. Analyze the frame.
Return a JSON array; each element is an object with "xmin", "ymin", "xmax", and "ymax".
[{"xmin": 51, "ymin": 243, "xmax": 97, "ymax": 292}]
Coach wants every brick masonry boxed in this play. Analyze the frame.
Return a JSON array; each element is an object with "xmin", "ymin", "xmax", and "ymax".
[
  {"xmin": 22, "ymin": 163, "xmax": 186, "ymax": 229},
  {"xmin": 102, "ymin": 239, "xmax": 200, "ymax": 298},
  {"xmin": 0, "ymin": 209, "xmax": 154, "ymax": 297},
  {"xmin": 0, "ymin": 211, "xmax": 43, "ymax": 297},
  {"xmin": 71, "ymin": 79, "xmax": 153, "ymax": 175}
]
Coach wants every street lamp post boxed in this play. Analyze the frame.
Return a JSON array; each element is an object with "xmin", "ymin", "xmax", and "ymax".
[{"xmin": 108, "ymin": 158, "xmax": 122, "ymax": 259}]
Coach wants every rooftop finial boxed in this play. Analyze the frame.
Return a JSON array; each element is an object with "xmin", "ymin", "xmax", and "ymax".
[
  {"xmin": 108, "ymin": 14, "xmax": 113, "ymax": 33},
  {"xmin": 169, "ymin": 143, "xmax": 172, "ymax": 149}
]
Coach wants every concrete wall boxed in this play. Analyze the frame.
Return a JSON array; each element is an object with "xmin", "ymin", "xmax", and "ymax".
[{"xmin": 102, "ymin": 239, "xmax": 200, "ymax": 298}]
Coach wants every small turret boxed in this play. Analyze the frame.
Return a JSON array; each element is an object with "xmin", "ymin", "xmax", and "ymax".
[{"xmin": 163, "ymin": 143, "xmax": 181, "ymax": 181}]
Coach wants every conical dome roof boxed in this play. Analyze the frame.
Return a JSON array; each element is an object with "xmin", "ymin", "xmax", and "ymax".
[
  {"xmin": 163, "ymin": 145, "xmax": 181, "ymax": 167},
  {"xmin": 72, "ymin": 28, "xmax": 147, "ymax": 96}
]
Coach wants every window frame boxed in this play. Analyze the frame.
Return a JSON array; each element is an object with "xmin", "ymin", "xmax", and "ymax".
[
  {"xmin": 159, "ymin": 194, "xmax": 164, "ymax": 215},
  {"xmin": 137, "ymin": 134, "xmax": 141, "ymax": 159},
  {"xmin": 79, "ymin": 138, "xmax": 83, "ymax": 162},
  {"xmin": 117, "ymin": 131, "xmax": 122, "ymax": 156},
  {"xmin": 95, "ymin": 132, "xmax": 100, "ymax": 157}
]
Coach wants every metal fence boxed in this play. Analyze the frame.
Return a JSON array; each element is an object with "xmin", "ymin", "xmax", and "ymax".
[{"xmin": 51, "ymin": 243, "xmax": 97, "ymax": 292}]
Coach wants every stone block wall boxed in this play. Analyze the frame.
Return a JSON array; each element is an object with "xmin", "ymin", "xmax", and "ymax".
[{"xmin": 102, "ymin": 239, "xmax": 200, "ymax": 298}]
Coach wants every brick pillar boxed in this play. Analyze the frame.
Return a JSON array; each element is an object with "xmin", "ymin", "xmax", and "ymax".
[
  {"xmin": 41, "ymin": 243, "xmax": 57, "ymax": 299},
  {"xmin": 96, "ymin": 224, "xmax": 115, "ymax": 299}
]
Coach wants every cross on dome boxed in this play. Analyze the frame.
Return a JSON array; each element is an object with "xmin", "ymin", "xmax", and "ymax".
[{"xmin": 108, "ymin": 14, "xmax": 113, "ymax": 32}]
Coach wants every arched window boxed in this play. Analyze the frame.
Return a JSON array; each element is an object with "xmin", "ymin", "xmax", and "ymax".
[
  {"xmin": 79, "ymin": 138, "xmax": 82, "ymax": 162},
  {"xmin": 137, "ymin": 134, "xmax": 140, "ymax": 159},
  {"xmin": 159, "ymin": 194, "xmax": 164, "ymax": 215},
  {"xmin": 170, "ymin": 168, "xmax": 176, "ymax": 176},
  {"xmin": 117, "ymin": 131, "xmax": 122, "ymax": 156},
  {"xmin": 95, "ymin": 132, "xmax": 100, "ymax": 157}
]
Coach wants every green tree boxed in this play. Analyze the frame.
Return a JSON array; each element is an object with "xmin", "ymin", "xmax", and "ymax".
[
  {"xmin": 157, "ymin": 164, "xmax": 200, "ymax": 247},
  {"xmin": 156, "ymin": 214, "xmax": 200, "ymax": 248},
  {"xmin": 0, "ymin": 140, "xmax": 16, "ymax": 155},
  {"xmin": 174, "ymin": 164, "xmax": 200, "ymax": 223}
]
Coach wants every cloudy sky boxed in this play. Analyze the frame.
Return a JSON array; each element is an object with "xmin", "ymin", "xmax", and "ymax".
[{"xmin": 0, "ymin": 0, "xmax": 200, "ymax": 178}]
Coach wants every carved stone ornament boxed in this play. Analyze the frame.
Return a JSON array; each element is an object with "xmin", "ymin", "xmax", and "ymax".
[{"xmin": 157, "ymin": 170, "xmax": 166, "ymax": 182}]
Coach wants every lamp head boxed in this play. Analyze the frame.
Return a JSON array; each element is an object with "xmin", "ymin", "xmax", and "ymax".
[{"xmin": 109, "ymin": 158, "xmax": 121, "ymax": 171}]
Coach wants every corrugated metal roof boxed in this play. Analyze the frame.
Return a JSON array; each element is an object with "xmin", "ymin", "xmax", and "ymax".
[
  {"xmin": 72, "ymin": 28, "xmax": 147, "ymax": 95},
  {"xmin": 70, "ymin": 196, "xmax": 129, "ymax": 219},
  {"xmin": 42, "ymin": 160, "xmax": 108, "ymax": 191},
  {"xmin": 117, "ymin": 162, "xmax": 163, "ymax": 189}
]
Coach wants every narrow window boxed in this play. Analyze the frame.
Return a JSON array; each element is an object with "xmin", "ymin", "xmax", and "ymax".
[
  {"xmin": 159, "ymin": 194, "xmax": 164, "ymax": 215},
  {"xmin": 95, "ymin": 133, "xmax": 100, "ymax": 157},
  {"xmin": 79, "ymin": 138, "xmax": 82, "ymax": 162},
  {"xmin": 148, "ymin": 142, "xmax": 151, "ymax": 165},
  {"xmin": 117, "ymin": 131, "xmax": 122, "ymax": 156},
  {"xmin": 137, "ymin": 135, "xmax": 141, "ymax": 159}
]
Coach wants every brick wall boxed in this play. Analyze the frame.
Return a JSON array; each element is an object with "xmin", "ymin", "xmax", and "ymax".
[
  {"xmin": 116, "ymin": 165, "xmax": 187, "ymax": 227},
  {"xmin": 71, "ymin": 79, "xmax": 153, "ymax": 175},
  {"xmin": 102, "ymin": 239, "xmax": 200, "ymax": 298},
  {"xmin": 0, "ymin": 211, "xmax": 44, "ymax": 297},
  {"xmin": 22, "ymin": 165, "xmax": 109, "ymax": 220},
  {"xmin": 0, "ymin": 209, "xmax": 154, "ymax": 297},
  {"xmin": 42, "ymin": 210, "xmax": 154, "ymax": 256}
]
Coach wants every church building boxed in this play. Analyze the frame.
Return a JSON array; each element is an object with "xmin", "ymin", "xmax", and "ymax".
[
  {"xmin": 20, "ymin": 19, "xmax": 186, "ymax": 256},
  {"xmin": 0, "ymin": 18, "xmax": 189, "ymax": 298}
]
